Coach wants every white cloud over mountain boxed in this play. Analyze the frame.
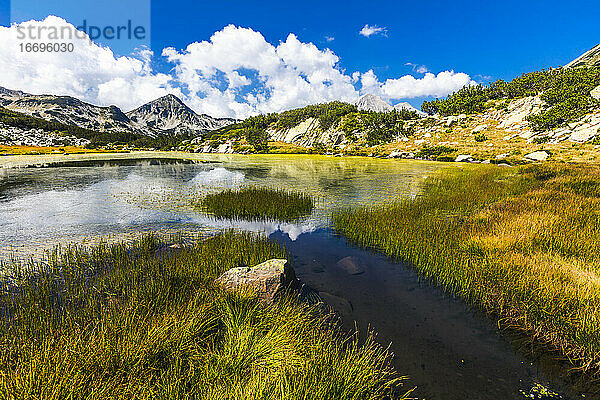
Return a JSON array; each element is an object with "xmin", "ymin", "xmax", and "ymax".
[{"xmin": 0, "ymin": 16, "xmax": 475, "ymax": 118}]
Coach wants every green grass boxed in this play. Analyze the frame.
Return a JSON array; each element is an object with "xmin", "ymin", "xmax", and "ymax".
[
  {"xmin": 0, "ymin": 231, "xmax": 405, "ymax": 399},
  {"xmin": 199, "ymin": 187, "xmax": 314, "ymax": 222},
  {"xmin": 333, "ymin": 163, "xmax": 600, "ymax": 372}
]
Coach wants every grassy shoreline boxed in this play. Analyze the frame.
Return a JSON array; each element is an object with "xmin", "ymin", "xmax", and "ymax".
[
  {"xmin": 333, "ymin": 163, "xmax": 600, "ymax": 372},
  {"xmin": 0, "ymin": 232, "xmax": 405, "ymax": 399}
]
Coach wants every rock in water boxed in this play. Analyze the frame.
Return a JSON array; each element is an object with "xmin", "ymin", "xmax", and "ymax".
[
  {"xmin": 216, "ymin": 259, "xmax": 297, "ymax": 301},
  {"xmin": 336, "ymin": 256, "xmax": 365, "ymax": 275},
  {"xmin": 318, "ymin": 291, "xmax": 353, "ymax": 315}
]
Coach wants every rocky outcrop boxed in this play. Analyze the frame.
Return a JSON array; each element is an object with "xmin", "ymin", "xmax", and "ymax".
[
  {"xmin": 216, "ymin": 259, "xmax": 297, "ymax": 301},
  {"xmin": 498, "ymin": 96, "xmax": 544, "ymax": 132},
  {"xmin": 267, "ymin": 117, "xmax": 346, "ymax": 148},
  {"xmin": 565, "ymin": 44, "xmax": 600, "ymax": 69},
  {"xmin": 591, "ymin": 85, "xmax": 600, "ymax": 101}
]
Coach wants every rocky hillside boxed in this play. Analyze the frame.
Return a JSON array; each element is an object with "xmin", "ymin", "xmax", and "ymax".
[
  {"xmin": 200, "ymin": 99, "xmax": 421, "ymax": 153},
  {"xmin": 0, "ymin": 89, "xmax": 133, "ymax": 133},
  {"xmin": 0, "ymin": 88, "xmax": 234, "ymax": 141},
  {"xmin": 194, "ymin": 48, "xmax": 600, "ymax": 163}
]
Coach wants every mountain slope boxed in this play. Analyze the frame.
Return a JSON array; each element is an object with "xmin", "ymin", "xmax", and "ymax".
[
  {"xmin": 356, "ymin": 94, "xmax": 392, "ymax": 113},
  {"xmin": 0, "ymin": 87, "xmax": 236, "ymax": 138},
  {"xmin": 0, "ymin": 90, "xmax": 133, "ymax": 133},
  {"xmin": 127, "ymin": 94, "xmax": 235, "ymax": 136},
  {"xmin": 566, "ymin": 44, "xmax": 600, "ymax": 68},
  {"xmin": 393, "ymin": 102, "xmax": 426, "ymax": 116}
]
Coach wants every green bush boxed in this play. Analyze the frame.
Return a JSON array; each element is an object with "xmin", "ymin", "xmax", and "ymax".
[{"xmin": 415, "ymin": 145, "xmax": 456, "ymax": 159}]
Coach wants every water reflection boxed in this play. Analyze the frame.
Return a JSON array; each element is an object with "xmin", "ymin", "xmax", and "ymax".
[{"xmin": 0, "ymin": 153, "xmax": 439, "ymax": 260}]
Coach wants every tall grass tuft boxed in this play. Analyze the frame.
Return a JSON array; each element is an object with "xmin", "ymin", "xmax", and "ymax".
[
  {"xmin": 199, "ymin": 187, "xmax": 314, "ymax": 222},
  {"xmin": 333, "ymin": 163, "xmax": 600, "ymax": 373},
  {"xmin": 0, "ymin": 231, "xmax": 406, "ymax": 399}
]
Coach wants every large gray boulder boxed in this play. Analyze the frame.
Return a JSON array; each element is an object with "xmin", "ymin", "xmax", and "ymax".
[{"xmin": 216, "ymin": 259, "xmax": 297, "ymax": 301}]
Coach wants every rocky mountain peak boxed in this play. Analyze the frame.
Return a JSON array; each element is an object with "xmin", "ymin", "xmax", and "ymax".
[
  {"xmin": 127, "ymin": 94, "xmax": 234, "ymax": 135},
  {"xmin": 356, "ymin": 93, "xmax": 393, "ymax": 113},
  {"xmin": 356, "ymin": 93, "xmax": 424, "ymax": 116}
]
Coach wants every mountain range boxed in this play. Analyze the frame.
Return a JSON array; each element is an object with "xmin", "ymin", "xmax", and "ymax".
[
  {"xmin": 355, "ymin": 93, "xmax": 426, "ymax": 116},
  {"xmin": 0, "ymin": 88, "xmax": 236, "ymax": 138}
]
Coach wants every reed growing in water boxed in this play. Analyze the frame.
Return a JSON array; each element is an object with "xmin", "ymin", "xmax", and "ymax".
[
  {"xmin": 0, "ymin": 231, "xmax": 405, "ymax": 399},
  {"xmin": 333, "ymin": 163, "xmax": 600, "ymax": 372},
  {"xmin": 199, "ymin": 187, "xmax": 314, "ymax": 222}
]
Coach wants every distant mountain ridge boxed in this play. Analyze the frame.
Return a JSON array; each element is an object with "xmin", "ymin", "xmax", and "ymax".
[
  {"xmin": 355, "ymin": 94, "xmax": 426, "ymax": 116},
  {"xmin": 0, "ymin": 87, "xmax": 234, "ymax": 138}
]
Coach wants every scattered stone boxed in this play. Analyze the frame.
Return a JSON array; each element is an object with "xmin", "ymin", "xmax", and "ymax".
[
  {"xmin": 525, "ymin": 151, "xmax": 549, "ymax": 161},
  {"xmin": 216, "ymin": 259, "xmax": 297, "ymax": 302},
  {"xmin": 591, "ymin": 85, "xmax": 600, "ymax": 100},
  {"xmin": 472, "ymin": 124, "xmax": 487, "ymax": 133},
  {"xmin": 495, "ymin": 153, "xmax": 510, "ymax": 160},
  {"xmin": 455, "ymin": 154, "xmax": 473, "ymax": 163},
  {"xmin": 336, "ymin": 256, "xmax": 365, "ymax": 275}
]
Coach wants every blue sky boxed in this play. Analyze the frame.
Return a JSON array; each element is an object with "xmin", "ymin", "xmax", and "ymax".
[
  {"xmin": 150, "ymin": 0, "xmax": 597, "ymax": 82},
  {"xmin": 0, "ymin": 0, "xmax": 598, "ymax": 117}
]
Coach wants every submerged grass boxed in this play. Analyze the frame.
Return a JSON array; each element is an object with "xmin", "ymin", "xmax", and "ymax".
[
  {"xmin": 199, "ymin": 187, "xmax": 314, "ymax": 222},
  {"xmin": 333, "ymin": 163, "xmax": 600, "ymax": 372},
  {"xmin": 0, "ymin": 232, "xmax": 405, "ymax": 399}
]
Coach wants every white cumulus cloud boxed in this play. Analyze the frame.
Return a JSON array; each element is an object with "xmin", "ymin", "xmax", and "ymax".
[
  {"xmin": 162, "ymin": 25, "xmax": 358, "ymax": 117},
  {"xmin": 359, "ymin": 24, "xmax": 387, "ymax": 37},
  {"xmin": 0, "ymin": 17, "xmax": 476, "ymax": 118}
]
